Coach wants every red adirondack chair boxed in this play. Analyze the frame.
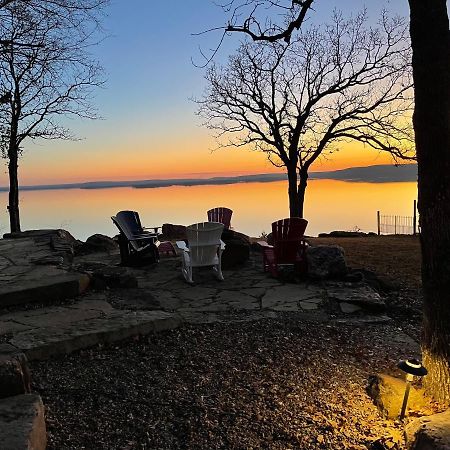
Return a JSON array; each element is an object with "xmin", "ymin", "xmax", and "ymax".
[
  {"xmin": 259, "ymin": 218, "xmax": 308, "ymax": 277},
  {"xmin": 207, "ymin": 207, "xmax": 233, "ymax": 229}
]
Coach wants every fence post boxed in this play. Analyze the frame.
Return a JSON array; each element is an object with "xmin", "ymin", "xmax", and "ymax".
[
  {"xmin": 377, "ymin": 210, "xmax": 381, "ymax": 235},
  {"xmin": 413, "ymin": 200, "xmax": 417, "ymax": 235},
  {"xmin": 394, "ymin": 215, "xmax": 397, "ymax": 235}
]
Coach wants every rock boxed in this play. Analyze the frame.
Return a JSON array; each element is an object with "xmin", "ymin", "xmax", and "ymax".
[
  {"xmin": 29, "ymin": 255, "xmax": 65, "ymax": 266},
  {"xmin": 367, "ymin": 374, "xmax": 431, "ymax": 419},
  {"xmin": 89, "ymin": 267, "xmax": 138, "ymax": 290},
  {"xmin": 3, "ymin": 228, "xmax": 75, "ymax": 242},
  {"xmin": 340, "ymin": 302, "xmax": 362, "ymax": 314},
  {"xmin": 0, "ymin": 394, "xmax": 46, "ymax": 450},
  {"xmin": 405, "ymin": 409, "xmax": 450, "ymax": 449},
  {"xmin": 221, "ymin": 229, "xmax": 250, "ymax": 269},
  {"xmin": 0, "ymin": 345, "xmax": 31, "ymax": 399},
  {"xmin": 3, "ymin": 229, "xmax": 76, "ymax": 263},
  {"xmin": 335, "ymin": 315, "xmax": 393, "ymax": 325},
  {"xmin": 76, "ymin": 234, "xmax": 118, "ymax": 255},
  {"xmin": 318, "ymin": 230, "xmax": 377, "ymax": 237},
  {"xmin": 352, "ymin": 268, "xmax": 400, "ymax": 293},
  {"xmin": 327, "ymin": 285, "xmax": 386, "ymax": 312},
  {"xmin": 306, "ymin": 245, "xmax": 347, "ymax": 279},
  {"xmin": 161, "ymin": 223, "xmax": 187, "ymax": 240}
]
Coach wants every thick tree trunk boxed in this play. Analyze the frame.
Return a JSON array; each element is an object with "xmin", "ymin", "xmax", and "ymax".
[
  {"xmin": 409, "ymin": 0, "xmax": 450, "ymax": 404},
  {"xmin": 297, "ymin": 168, "xmax": 308, "ymax": 219},
  {"xmin": 7, "ymin": 147, "xmax": 21, "ymax": 233},
  {"xmin": 287, "ymin": 165, "xmax": 301, "ymax": 217}
]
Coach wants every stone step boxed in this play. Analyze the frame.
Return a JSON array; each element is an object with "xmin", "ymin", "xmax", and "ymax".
[
  {"xmin": 9, "ymin": 310, "xmax": 181, "ymax": 361},
  {"xmin": 0, "ymin": 270, "xmax": 90, "ymax": 308}
]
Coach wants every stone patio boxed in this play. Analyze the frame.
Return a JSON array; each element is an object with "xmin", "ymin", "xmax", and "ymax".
[
  {"xmin": 0, "ymin": 230, "xmax": 423, "ymax": 449},
  {"xmin": 0, "ymin": 230, "xmax": 405, "ymax": 362}
]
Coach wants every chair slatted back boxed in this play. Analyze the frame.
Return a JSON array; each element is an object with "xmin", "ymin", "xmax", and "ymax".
[
  {"xmin": 186, "ymin": 222, "xmax": 224, "ymax": 266},
  {"xmin": 116, "ymin": 210, "xmax": 143, "ymax": 235},
  {"xmin": 207, "ymin": 207, "xmax": 233, "ymax": 229},
  {"xmin": 271, "ymin": 218, "xmax": 308, "ymax": 264}
]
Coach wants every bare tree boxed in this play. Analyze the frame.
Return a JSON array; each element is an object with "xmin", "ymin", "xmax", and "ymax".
[
  {"xmin": 0, "ymin": 1, "xmax": 106, "ymax": 232},
  {"xmin": 222, "ymin": 0, "xmax": 313, "ymax": 43},
  {"xmin": 198, "ymin": 11, "xmax": 413, "ymax": 218},
  {"xmin": 219, "ymin": 0, "xmax": 450, "ymax": 406}
]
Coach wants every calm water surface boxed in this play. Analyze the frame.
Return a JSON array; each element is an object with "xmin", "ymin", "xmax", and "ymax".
[{"xmin": 0, "ymin": 179, "xmax": 417, "ymax": 240}]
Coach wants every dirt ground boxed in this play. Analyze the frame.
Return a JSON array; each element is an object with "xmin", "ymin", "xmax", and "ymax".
[{"xmin": 312, "ymin": 235, "xmax": 422, "ymax": 293}]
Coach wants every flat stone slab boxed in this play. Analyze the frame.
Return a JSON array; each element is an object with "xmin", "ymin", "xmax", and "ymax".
[
  {"xmin": 173, "ymin": 287, "xmax": 217, "ymax": 302},
  {"xmin": 327, "ymin": 285, "xmax": 386, "ymax": 312},
  {"xmin": 215, "ymin": 290, "xmax": 260, "ymax": 311},
  {"xmin": 340, "ymin": 302, "xmax": 362, "ymax": 314},
  {"xmin": 0, "ymin": 321, "xmax": 34, "ymax": 335},
  {"xmin": 334, "ymin": 315, "xmax": 393, "ymax": 325},
  {"xmin": 299, "ymin": 301, "xmax": 319, "ymax": 311},
  {"xmin": 10, "ymin": 310, "xmax": 181, "ymax": 361},
  {"xmin": 0, "ymin": 269, "xmax": 90, "ymax": 308},
  {"xmin": 262, "ymin": 285, "xmax": 322, "ymax": 309},
  {"xmin": 0, "ymin": 394, "xmax": 46, "ymax": 450}
]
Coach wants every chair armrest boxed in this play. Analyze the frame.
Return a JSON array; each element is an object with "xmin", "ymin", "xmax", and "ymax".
[
  {"xmin": 143, "ymin": 226, "xmax": 160, "ymax": 233},
  {"xmin": 257, "ymin": 240, "xmax": 273, "ymax": 249},
  {"xmin": 176, "ymin": 241, "xmax": 188, "ymax": 251},
  {"xmin": 129, "ymin": 234, "xmax": 157, "ymax": 241},
  {"xmin": 220, "ymin": 240, "xmax": 226, "ymax": 250}
]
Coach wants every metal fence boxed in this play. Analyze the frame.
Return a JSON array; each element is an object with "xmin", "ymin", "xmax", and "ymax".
[
  {"xmin": 378, "ymin": 214, "xmax": 415, "ymax": 235},
  {"xmin": 377, "ymin": 201, "xmax": 418, "ymax": 235}
]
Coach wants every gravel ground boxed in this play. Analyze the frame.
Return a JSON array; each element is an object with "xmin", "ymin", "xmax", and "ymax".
[
  {"xmin": 32, "ymin": 319, "xmax": 412, "ymax": 450},
  {"xmin": 27, "ymin": 235, "xmax": 427, "ymax": 449}
]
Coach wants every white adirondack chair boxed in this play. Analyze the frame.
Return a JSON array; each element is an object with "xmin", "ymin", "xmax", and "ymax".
[{"xmin": 176, "ymin": 222, "xmax": 225, "ymax": 284}]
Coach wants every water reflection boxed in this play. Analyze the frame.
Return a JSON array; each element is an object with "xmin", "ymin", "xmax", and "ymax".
[{"xmin": 0, "ymin": 179, "xmax": 418, "ymax": 240}]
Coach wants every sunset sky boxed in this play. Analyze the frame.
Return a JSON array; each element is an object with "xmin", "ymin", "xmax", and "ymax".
[{"xmin": 0, "ymin": 0, "xmax": 409, "ymax": 186}]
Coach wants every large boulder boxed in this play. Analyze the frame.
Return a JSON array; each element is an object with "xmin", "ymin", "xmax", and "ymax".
[
  {"xmin": 405, "ymin": 410, "xmax": 450, "ymax": 450},
  {"xmin": 221, "ymin": 229, "xmax": 250, "ymax": 269},
  {"xmin": 367, "ymin": 374, "xmax": 432, "ymax": 420},
  {"xmin": 76, "ymin": 234, "xmax": 118, "ymax": 255},
  {"xmin": 161, "ymin": 223, "xmax": 187, "ymax": 240},
  {"xmin": 306, "ymin": 245, "xmax": 347, "ymax": 279}
]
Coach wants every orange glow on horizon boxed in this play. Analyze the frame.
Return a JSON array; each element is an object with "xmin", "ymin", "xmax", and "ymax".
[{"xmin": 1, "ymin": 135, "xmax": 408, "ymax": 186}]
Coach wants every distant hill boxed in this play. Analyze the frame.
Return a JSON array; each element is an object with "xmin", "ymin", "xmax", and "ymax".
[
  {"xmin": 310, "ymin": 164, "xmax": 417, "ymax": 183},
  {"xmin": 0, "ymin": 164, "xmax": 417, "ymax": 192}
]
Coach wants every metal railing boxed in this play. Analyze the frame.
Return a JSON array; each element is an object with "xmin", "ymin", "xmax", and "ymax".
[{"xmin": 377, "ymin": 201, "xmax": 418, "ymax": 235}]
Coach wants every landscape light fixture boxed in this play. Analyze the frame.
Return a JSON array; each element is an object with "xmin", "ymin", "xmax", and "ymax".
[{"xmin": 397, "ymin": 358, "xmax": 427, "ymax": 420}]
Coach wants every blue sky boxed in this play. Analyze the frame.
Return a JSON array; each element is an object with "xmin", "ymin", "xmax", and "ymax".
[{"xmin": 0, "ymin": 0, "xmax": 411, "ymax": 185}]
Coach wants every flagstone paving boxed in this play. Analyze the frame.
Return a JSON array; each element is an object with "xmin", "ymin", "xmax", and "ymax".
[{"xmin": 0, "ymin": 230, "xmax": 405, "ymax": 362}]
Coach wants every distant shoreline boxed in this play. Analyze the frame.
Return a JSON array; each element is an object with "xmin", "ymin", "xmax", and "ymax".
[{"xmin": 0, "ymin": 164, "xmax": 417, "ymax": 193}]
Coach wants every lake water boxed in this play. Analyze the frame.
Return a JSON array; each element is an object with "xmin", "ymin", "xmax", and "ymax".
[{"xmin": 0, "ymin": 179, "xmax": 417, "ymax": 240}]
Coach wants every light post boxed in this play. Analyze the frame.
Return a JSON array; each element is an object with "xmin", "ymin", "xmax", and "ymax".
[{"xmin": 397, "ymin": 358, "xmax": 427, "ymax": 420}]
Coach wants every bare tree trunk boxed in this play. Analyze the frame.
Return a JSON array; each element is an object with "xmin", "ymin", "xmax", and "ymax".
[
  {"xmin": 297, "ymin": 168, "xmax": 308, "ymax": 219},
  {"xmin": 7, "ymin": 143, "xmax": 20, "ymax": 233},
  {"xmin": 409, "ymin": 0, "xmax": 450, "ymax": 404},
  {"xmin": 287, "ymin": 165, "xmax": 300, "ymax": 217}
]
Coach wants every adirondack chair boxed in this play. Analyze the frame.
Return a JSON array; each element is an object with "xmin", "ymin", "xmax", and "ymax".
[
  {"xmin": 176, "ymin": 222, "xmax": 225, "ymax": 284},
  {"xmin": 207, "ymin": 207, "xmax": 233, "ymax": 229},
  {"xmin": 258, "ymin": 218, "xmax": 308, "ymax": 277},
  {"xmin": 111, "ymin": 211, "xmax": 160, "ymax": 266},
  {"xmin": 115, "ymin": 210, "xmax": 160, "ymax": 235},
  {"xmin": 116, "ymin": 210, "xmax": 177, "ymax": 257}
]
